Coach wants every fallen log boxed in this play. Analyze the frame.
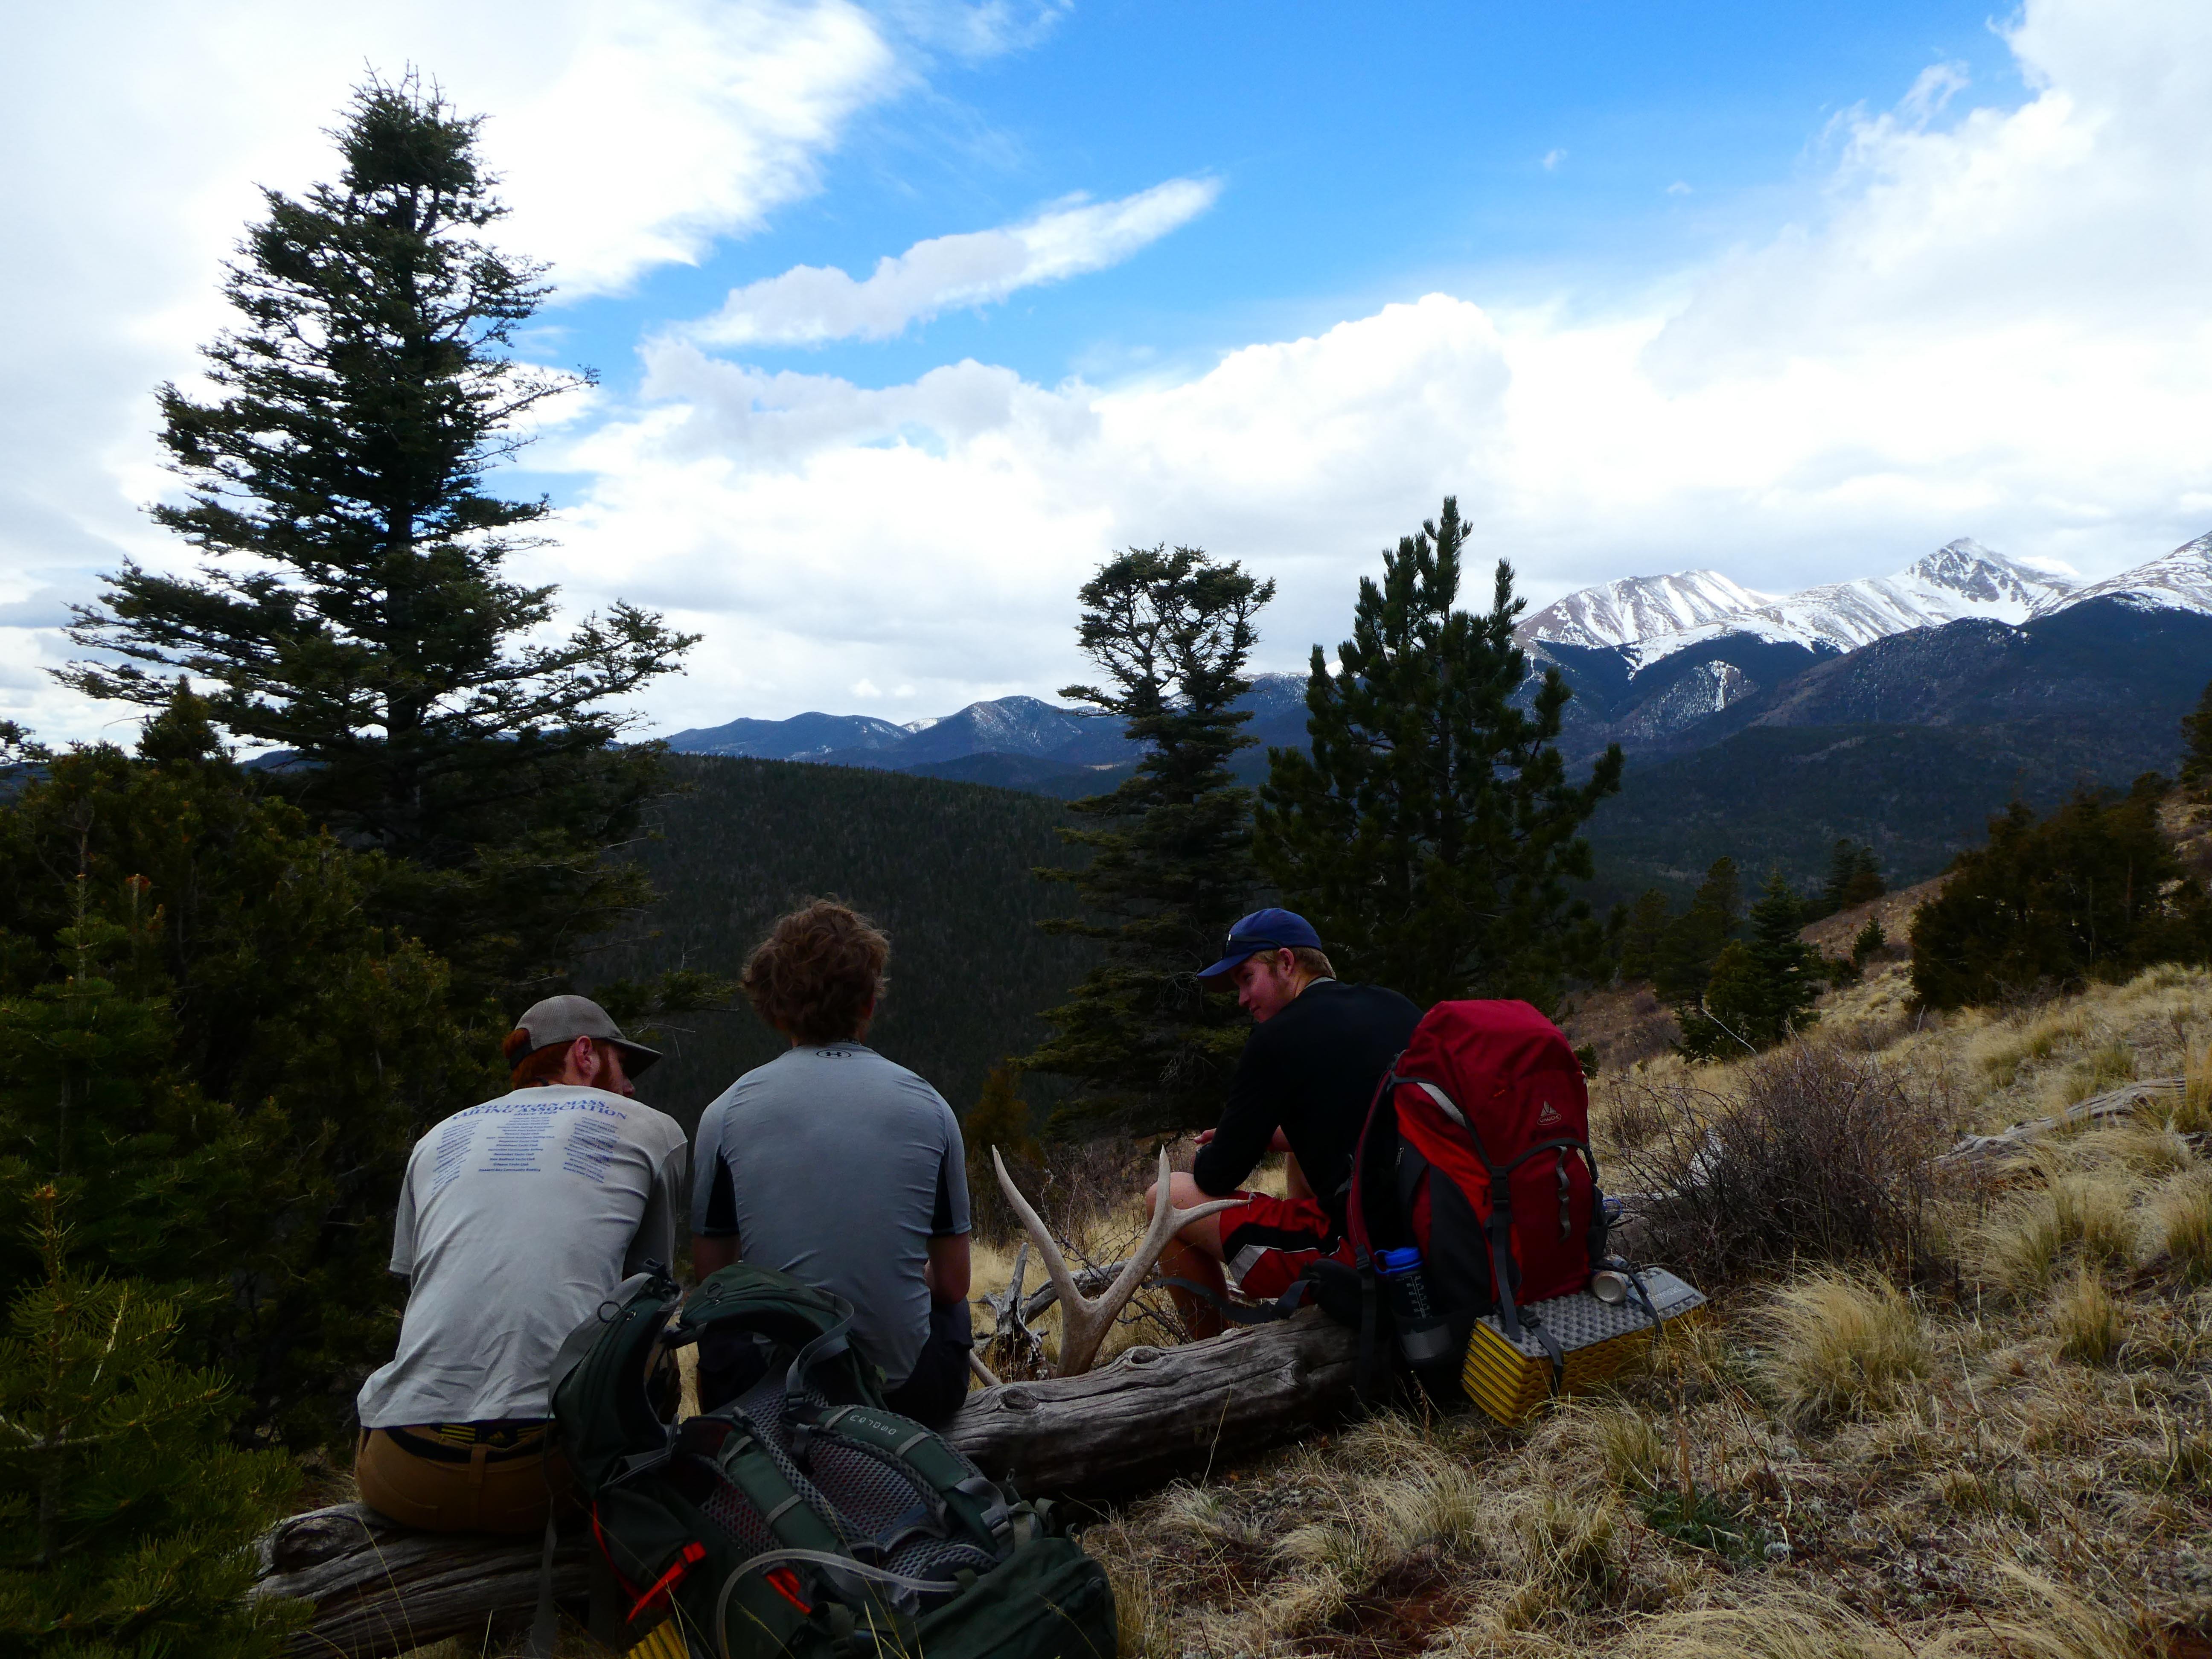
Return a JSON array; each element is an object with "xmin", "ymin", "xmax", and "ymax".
[
  {"xmin": 946, "ymin": 1305, "xmax": 1359, "ymax": 1500},
  {"xmin": 253, "ymin": 1502, "xmax": 589, "ymax": 1659},
  {"xmin": 253, "ymin": 1312, "xmax": 1359, "ymax": 1658},
  {"xmin": 1937, "ymin": 1077, "xmax": 2185, "ymax": 1168}
]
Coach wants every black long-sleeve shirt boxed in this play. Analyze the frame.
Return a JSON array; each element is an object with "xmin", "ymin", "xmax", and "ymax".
[{"xmin": 1191, "ymin": 979, "xmax": 1423, "ymax": 1225}]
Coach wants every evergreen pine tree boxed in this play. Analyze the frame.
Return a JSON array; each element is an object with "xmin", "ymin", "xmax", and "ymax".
[
  {"xmin": 1616, "ymin": 889, "xmax": 1672, "ymax": 982},
  {"xmin": 1257, "ymin": 498, "xmax": 1624, "ymax": 1008},
  {"xmin": 1851, "ymin": 915, "xmax": 1887, "ymax": 969},
  {"xmin": 60, "ymin": 78, "xmax": 693, "ymax": 997},
  {"xmin": 2182, "ymin": 675, "xmax": 2212, "ymax": 802},
  {"xmin": 1679, "ymin": 868, "xmax": 1823, "ymax": 1059},
  {"xmin": 0, "ymin": 690, "xmax": 494, "ymax": 1446},
  {"xmin": 1653, "ymin": 857, "xmax": 1740, "ymax": 1004},
  {"xmin": 1819, "ymin": 839, "xmax": 1886, "ymax": 914},
  {"xmin": 0, "ymin": 1185, "xmax": 300, "ymax": 1659},
  {"xmin": 963, "ymin": 1062, "xmax": 1042, "ymax": 1243},
  {"xmin": 1910, "ymin": 778, "xmax": 2212, "ymax": 1008},
  {"xmin": 1025, "ymin": 547, "xmax": 1275, "ymax": 1133}
]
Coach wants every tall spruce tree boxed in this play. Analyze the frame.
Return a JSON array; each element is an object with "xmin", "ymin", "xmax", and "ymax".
[
  {"xmin": 1679, "ymin": 867, "xmax": 1823, "ymax": 1059},
  {"xmin": 1819, "ymin": 839, "xmax": 1886, "ymax": 915},
  {"xmin": 1258, "ymin": 499, "xmax": 1623, "ymax": 1009},
  {"xmin": 1025, "ymin": 546, "xmax": 1274, "ymax": 1134},
  {"xmin": 1616, "ymin": 889, "xmax": 1672, "ymax": 982},
  {"xmin": 61, "ymin": 78, "xmax": 693, "ymax": 997},
  {"xmin": 1654, "ymin": 856, "xmax": 1740, "ymax": 1004}
]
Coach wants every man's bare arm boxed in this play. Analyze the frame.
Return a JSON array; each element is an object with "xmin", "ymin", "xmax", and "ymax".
[{"xmin": 924, "ymin": 1232, "xmax": 970, "ymax": 1304}]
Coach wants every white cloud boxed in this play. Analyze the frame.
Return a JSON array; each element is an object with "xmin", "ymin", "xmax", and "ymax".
[
  {"xmin": 686, "ymin": 178, "xmax": 1220, "ymax": 346},
  {"xmin": 0, "ymin": 0, "xmax": 916, "ymax": 739},
  {"xmin": 1543, "ymin": 149, "xmax": 1566, "ymax": 171},
  {"xmin": 492, "ymin": 0, "xmax": 900, "ymax": 298},
  {"xmin": 532, "ymin": 0, "xmax": 2212, "ymax": 733}
]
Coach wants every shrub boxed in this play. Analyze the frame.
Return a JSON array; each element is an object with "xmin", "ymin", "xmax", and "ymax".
[
  {"xmin": 1762, "ymin": 1271, "xmax": 1932, "ymax": 1428},
  {"xmin": 1610, "ymin": 1043, "xmax": 1958, "ymax": 1284},
  {"xmin": 0, "ymin": 1186, "xmax": 301, "ymax": 1659}
]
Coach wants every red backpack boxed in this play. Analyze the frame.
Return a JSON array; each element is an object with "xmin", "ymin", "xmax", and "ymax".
[{"xmin": 1345, "ymin": 999, "xmax": 1609, "ymax": 1384}]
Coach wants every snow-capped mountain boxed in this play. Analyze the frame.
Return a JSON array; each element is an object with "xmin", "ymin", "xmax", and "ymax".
[
  {"xmin": 1524, "ymin": 539, "xmax": 2080, "ymax": 669},
  {"xmin": 2038, "ymin": 532, "xmax": 2212, "ymax": 618},
  {"xmin": 1518, "ymin": 570, "xmax": 1776, "ymax": 652}
]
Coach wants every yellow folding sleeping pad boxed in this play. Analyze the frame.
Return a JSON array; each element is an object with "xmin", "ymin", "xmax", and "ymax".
[{"xmin": 1459, "ymin": 1267, "xmax": 1708, "ymax": 1424}]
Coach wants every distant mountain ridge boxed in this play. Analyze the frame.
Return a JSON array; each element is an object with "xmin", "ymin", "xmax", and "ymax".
[
  {"xmin": 658, "ymin": 534, "xmax": 2212, "ymax": 863},
  {"xmin": 663, "ymin": 675, "xmax": 1313, "ymax": 798}
]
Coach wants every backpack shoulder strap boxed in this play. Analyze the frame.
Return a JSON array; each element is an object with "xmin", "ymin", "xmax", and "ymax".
[{"xmin": 798, "ymin": 1403, "xmax": 1015, "ymax": 1549}]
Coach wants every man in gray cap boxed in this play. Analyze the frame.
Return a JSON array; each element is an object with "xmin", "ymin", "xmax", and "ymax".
[{"xmin": 353, "ymin": 995, "xmax": 687, "ymax": 1534}]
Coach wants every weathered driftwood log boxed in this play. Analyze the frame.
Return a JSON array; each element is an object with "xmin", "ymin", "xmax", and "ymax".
[
  {"xmin": 1938, "ymin": 1077, "xmax": 2185, "ymax": 1168},
  {"xmin": 946, "ymin": 1305, "xmax": 1359, "ymax": 1499},
  {"xmin": 254, "ymin": 1502, "xmax": 588, "ymax": 1659},
  {"xmin": 253, "ymin": 1312, "xmax": 1359, "ymax": 1658}
]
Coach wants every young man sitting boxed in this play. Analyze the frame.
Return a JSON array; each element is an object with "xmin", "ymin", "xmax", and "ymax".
[
  {"xmin": 690, "ymin": 900, "xmax": 975, "ymax": 1424},
  {"xmin": 355, "ymin": 996, "xmax": 687, "ymax": 1534},
  {"xmin": 1147, "ymin": 908, "xmax": 1422, "ymax": 1336}
]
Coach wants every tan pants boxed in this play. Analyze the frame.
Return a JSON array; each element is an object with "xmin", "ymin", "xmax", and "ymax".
[{"xmin": 354, "ymin": 1425, "xmax": 573, "ymax": 1535}]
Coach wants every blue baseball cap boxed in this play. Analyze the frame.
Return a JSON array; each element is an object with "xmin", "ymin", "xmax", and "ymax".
[{"xmin": 1197, "ymin": 908, "xmax": 1324, "ymax": 984}]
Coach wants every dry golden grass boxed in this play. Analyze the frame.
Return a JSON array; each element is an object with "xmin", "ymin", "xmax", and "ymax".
[
  {"xmin": 2046, "ymin": 1267, "xmax": 2122, "ymax": 1365},
  {"xmin": 1970, "ymin": 1174, "xmax": 2134, "ymax": 1295},
  {"xmin": 1080, "ymin": 967, "xmax": 2212, "ymax": 1659},
  {"xmin": 1763, "ymin": 1272, "xmax": 1933, "ymax": 1426},
  {"xmin": 2147, "ymin": 1167, "xmax": 2212, "ymax": 1284}
]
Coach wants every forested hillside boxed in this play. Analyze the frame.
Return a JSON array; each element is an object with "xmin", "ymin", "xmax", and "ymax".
[
  {"xmin": 1582, "ymin": 717, "xmax": 2167, "ymax": 902},
  {"xmin": 587, "ymin": 755, "xmax": 1100, "ymax": 1129}
]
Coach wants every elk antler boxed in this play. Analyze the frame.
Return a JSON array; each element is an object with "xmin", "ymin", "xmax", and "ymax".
[{"xmin": 992, "ymin": 1144, "xmax": 1241, "ymax": 1377}]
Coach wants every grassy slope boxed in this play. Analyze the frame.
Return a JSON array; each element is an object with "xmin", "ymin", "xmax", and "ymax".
[
  {"xmin": 585, "ymin": 755, "xmax": 1099, "ymax": 1132},
  {"xmin": 1058, "ymin": 963, "xmax": 2212, "ymax": 1657}
]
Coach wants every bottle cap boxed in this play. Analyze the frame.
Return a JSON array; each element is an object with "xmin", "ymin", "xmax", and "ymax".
[{"xmin": 1377, "ymin": 1246, "xmax": 1422, "ymax": 1273}]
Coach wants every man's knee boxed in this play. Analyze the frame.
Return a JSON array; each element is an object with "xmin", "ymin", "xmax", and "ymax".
[{"xmin": 1144, "ymin": 1171, "xmax": 1207, "ymax": 1214}]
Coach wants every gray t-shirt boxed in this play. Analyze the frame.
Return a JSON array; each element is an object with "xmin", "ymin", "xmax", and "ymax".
[
  {"xmin": 692, "ymin": 1042, "xmax": 969, "ymax": 1388},
  {"xmin": 357, "ymin": 1085, "xmax": 689, "ymax": 1429}
]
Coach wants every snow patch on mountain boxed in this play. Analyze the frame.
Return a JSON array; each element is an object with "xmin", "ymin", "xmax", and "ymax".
[
  {"xmin": 1529, "ymin": 539, "xmax": 2082, "ymax": 670},
  {"xmin": 2037, "ymin": 533, "xmax": 2212, "ymax": 618},
  {"xmin": 1520, "ymin": 570, "xmax": 1776, "ymax": 651}
]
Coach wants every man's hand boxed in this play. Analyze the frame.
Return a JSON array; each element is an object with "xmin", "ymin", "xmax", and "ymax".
[{"xmin": 1192, "ymin": 1126, "xmax": 1290, "ymax": 1153}]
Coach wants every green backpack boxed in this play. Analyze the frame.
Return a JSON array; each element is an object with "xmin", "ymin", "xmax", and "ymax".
[{"xmin": 550, "ymin": 1263, "xmax": 1118, "ymax": 1659}]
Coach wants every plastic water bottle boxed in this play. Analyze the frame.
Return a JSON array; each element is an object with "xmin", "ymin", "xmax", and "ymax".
[{"xmin": 1375, "ymin": 1246, "xmax": 1455, "ymax": 1368}]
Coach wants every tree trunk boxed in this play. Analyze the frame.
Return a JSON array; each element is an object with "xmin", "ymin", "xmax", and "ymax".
[{"xmin": 252, "ymin": 1313, "xmax": 1359, "ymax": 1658}]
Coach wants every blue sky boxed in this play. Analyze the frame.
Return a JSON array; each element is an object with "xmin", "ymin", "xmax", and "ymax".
[
  {"xmin": 3, "ymin": 0, "xmax": 2208, "ymax": 739},
  {"xmin": 543, "ymin": 2, "xmax": 2029, "ymax": 429}
]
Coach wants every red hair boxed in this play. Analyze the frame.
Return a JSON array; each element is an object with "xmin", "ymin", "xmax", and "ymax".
[{"xmin": 502, "ymin": 1027, "xmax": 585, "ymax": 1089}]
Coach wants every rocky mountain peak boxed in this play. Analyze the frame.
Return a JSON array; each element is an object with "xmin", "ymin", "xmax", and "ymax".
[{"xmin": 1901, "ymin": 538, "xmax": 2077, "ymax": 611}]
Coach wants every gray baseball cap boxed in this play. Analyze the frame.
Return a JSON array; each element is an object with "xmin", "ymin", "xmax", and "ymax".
[{"xmin": 511, "ymin": 994, "xmax": 662, "ymax": 1076}]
